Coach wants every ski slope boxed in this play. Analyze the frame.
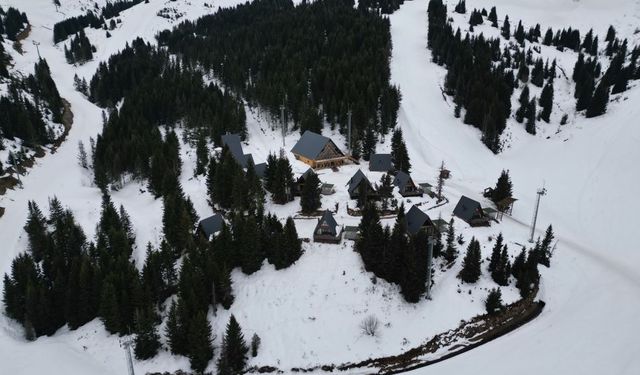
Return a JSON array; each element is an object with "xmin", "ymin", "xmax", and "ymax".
[{"xmin": 0, "ymin": 0, "xmax": 639, "ymax": 374}]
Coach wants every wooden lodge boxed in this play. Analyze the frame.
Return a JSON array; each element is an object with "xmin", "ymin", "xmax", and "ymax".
[
  {"xmin": 313, "ymin": 210, "xmax": 342, "ymax": 244},
  {"xmin": 291, "ymin": 131, "xmax": 350, "ymax": 169}
]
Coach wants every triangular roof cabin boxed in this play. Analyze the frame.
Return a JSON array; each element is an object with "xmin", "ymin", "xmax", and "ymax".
[
  {"xmin": 197, "ymin": 214, "xmax": 225, "ymax": 240},
  {"xmin": 453, "ymin": 196, "xmax": 491, "ymax": 227},
  {"xmin": 313, "ymin": 210, "xmax": 342, "ymax": 243},
  {"xmin": 405, "ymin": 205, "xmax": 436, "ymax": 236}
]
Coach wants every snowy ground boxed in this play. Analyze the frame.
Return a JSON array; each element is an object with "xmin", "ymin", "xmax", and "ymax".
[{"xmin": 0, "ymin": 0, "xmax": 639, "ymax": 374}]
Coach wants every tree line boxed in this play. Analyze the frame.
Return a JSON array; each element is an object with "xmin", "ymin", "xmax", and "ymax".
[
  {"xmin": 0, "ymin": 58, "xmax": 65, "ymax": 152},
  {"xmin": 0, "ymin": 6, "xmax": 28, "ymax": 41},
  {"xmin": 89, "ymin": 38, "xmax": 246, "ymax": 191},
  {"xmin": 3, "ymin": 193, "xmax": 301, "ymax": 373},
  {"xmin": 157, "ymin": 0, "xmax": 401, "ymax": 147},
  {"xmin": 53, "ymin": 0, "xmax": 145, "ymax": 43}
]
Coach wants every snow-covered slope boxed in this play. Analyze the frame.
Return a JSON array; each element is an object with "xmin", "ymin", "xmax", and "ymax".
[
  {"xmin": 0, "ymin": 0, "xmax": 639, "ymax": 374},
  {"xmin": 390, "ymin": 0, "xmax": 640, "ymax": 373}
]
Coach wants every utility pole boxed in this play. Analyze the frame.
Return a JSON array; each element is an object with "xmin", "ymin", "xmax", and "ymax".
[
  {"xmin": 32, "ymin": 41, "xmax": 41, "ymax": 59},
  {"xmin": 529, "ymin": 184, "xmax": 547, "ymax": 243},
  {"xmin": 347, "ymin": 109, "xmax": 352, "ymax": 154},
  {"xmin": 425, "ymin": 235, "xmax": 434, "ymax": 300},
  {"xmin": 121, "ymin": 337, "xmax": 136, "ymax": 375}
]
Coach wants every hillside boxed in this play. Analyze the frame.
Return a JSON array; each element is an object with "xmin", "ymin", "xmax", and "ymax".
[{"xmin": 0, "ymin": 0, "xmax": 639, "ymax": 374}]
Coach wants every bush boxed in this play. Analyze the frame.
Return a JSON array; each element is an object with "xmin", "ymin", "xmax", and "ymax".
[{"xmin": 360, "ymin": 315, "xmax": 380, "ymax": 337}]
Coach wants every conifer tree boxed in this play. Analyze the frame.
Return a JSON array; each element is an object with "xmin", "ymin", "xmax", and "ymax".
[
  {"xmin": 538, "ymin": 225, "xmax": 555, "ymax": 267},
  {"xmin": 491, "ymin": 170, "xmax": 513, "ymax": 204},
  {"xmin": 165, "ymin": 300, "xmax": 187, "ymax": 356},
  {"xmin": 501, "ymin": 16, "xmax": 511, "ymax": 39},
  {"xmin": 485, "ymin": 288, "xmax": 503, "ymax": 315},
  {"xmin": 525, "ymin": 99, "xmax": 537, "ymax": 135},
  {"xmin": 492, "ymin": 245, "xmax": 511, "ymax": 286},
  {"xmin": 188, "ymin": 311, "xmax": 214, "ymax": 374},
  {"xmin": 300, "ymin": 171, "xmax": 321, "ymax": 214},
  {"xmin": 251, "ymin": 333, "xmax": 261, "ymax": 357},
  {"xmin": 219, "ymin": 315, "xmax": 249, "ymax": 374},
  {"xmin": 99, "ymin": 279, "xmax": 121, "ymax": 333},
  {"xmin": 458, "ymin": 237, "xmax": 482, "ymax": 283},
  {"xmin": 586, "ymin": 81, "xmax": 609, "ymax": 118},
  {"xmin": 488, "ymin": 7, "xmax": 497, "ymax": 27},
  {"xmin": 444, "ymin": 218, "xmax": 457, "ymax": 264},
  {"xmin": 134, "ymin": 305, "xmax": 161, "ymax": 360},
  {"xmin": 391, "ymin": 128, "xmax": 411, "ymax": 173},
  {"xmin": 195, "ymin": 132, "xmax": 209, "ymax": 176},
  {"xmin": 488, "ymin": 233, "xmax": 504, "ymax": 273},
  {"xmin": 539, "ymin": 82, "xmax": 554, "ymax": 123},
  {"xmin": 515, "ymin": 86, "xmax": 530, "ymax": 123}
]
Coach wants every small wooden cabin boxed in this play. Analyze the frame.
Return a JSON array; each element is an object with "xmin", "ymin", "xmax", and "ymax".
[
  {"xmin": 291, "ymin": 131, "xmax": 349, "ymax": 169},
  {"xmin": 347, "ymin": 169, "xmax": 378, "ymax": 200},
  {"xmin": 313, "ymin": 210, "xmax": 342, "ymax": 244},
  {"xmin": 196, "ymin": 214, "xmax": 225, "ymax": 241},
  {"xmin": 406, "ymin": 205, "xmax": 437, "ymax": 236},
  {"xmin": 453, "ymin": 196, "xmax": 491, "ymax": 227},
  {"xmin": 393, "ymin": 171, "xmax": 423, "ymax": 197}
]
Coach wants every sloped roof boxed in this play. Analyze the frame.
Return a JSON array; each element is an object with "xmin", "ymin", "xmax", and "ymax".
[
  {"xmin": 406, "ymin": 205, "xmax": 433, "ymax": 235},
  {"xmin": 314, "ymin": 210, "xmax": 339, "ymax": 236},
  {"xmin": 348, "ymin": 169, "xmax": 372, "ymax": 195},
  {"xmin": 300, "ymin": 168, "xmax": 316, "ymax": 181},
  {"xmin": 291, "ymin": 131, "xmax": 334, "ymax": 160},
  {"xmin": 198, "ymin": 214, "xmax": 224, "ymax": 239},
  {"xmin": 393, "ymin": 170, "xmax": 414, "ymax": 191},
  {"xmin": 221, "ymin": 133, "xmax": 252, "ymax": 168},
  {"xmin": 254, "ymin": 162, "xmax": 267, "ymax": 179},
  {"xmin": 369, "ymin": 154, "xmax": 393, "ymax": 172},
  {"xmin": 453, "ymin": 195, "xmax": 484, "ymax": 223}
]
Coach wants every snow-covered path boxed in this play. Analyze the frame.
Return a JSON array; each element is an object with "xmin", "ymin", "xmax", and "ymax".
[{"xmin": 389, "ymin": 1, "xmax": 640, "ymax": 374}]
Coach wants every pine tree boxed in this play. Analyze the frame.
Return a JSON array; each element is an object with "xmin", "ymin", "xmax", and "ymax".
[
  {"xmin": 586, "ymin": 81, "xmax": 609, "ymax": 118},
  {"xmin": 187, "ymin": 311, "xmax": 214, "ymax": 374},
  {"xmin": 220, "ymin": 315, "xmax": 249, "ymax": 374},
  {"xmin": 300, "ymin": 171, "xmax": 321, "ymax": 214},
  {"xmin": 515, "ymin": 86, "xmax": 530, "ymax": 123},
  {"xmin": 390, "ymin": 128, "xmax": 411, "ymax": 173},
  {"xmin": 458, "ymin": 237, "xmax": 482, "ymax": 283},
  {"xmin": 488, "ymin": 7, "xmax": 497, "ymax": 27},
  {"xmin": 195, "ymin": 132, "xmax": 209, "ymax": 176},
  {"xmin": 485, "ymin": 288, "xmax": 503, "ymax": 315},
  {"xmin": 501, "ymin": 15, "xmax": 511, "ymax": 39},
  {"xmin": 525, "ymin": 99, "xmax": 536, "ymax": 135},
  {"xmin": 165, "ymin": 300, "xmax": 187, "ymax": 356},
  {"xmin": 134, "ymin": 306, "xmax": 161, "ymax": 360},
  {"xmin": 492, "ymin": 245, "xmax": 511, "ymax": 286},
  {"xmin": 538, "ymin": 225, "xmax": 555, "ymax": 267},
  {"xmin": 491, "ymin": 170, "xmax": 513, "ymax": 204},
  {"xmin": 539, "ymin": 82, "xmax": 554, "ymax": 123},
  {"xmin": 605, "ymin": 25, "xmax": 616, "ymax": 42},
  {"xmin": 444, "ymin": 218, "xmax": 457, "ymax": 264},
  {"xmin": 488, "ymin": 233, "xmax": 504, "ymax": 273},
  {"xmin": 99, "ymin": 279, "xmax": 121, "ymax": 333}
]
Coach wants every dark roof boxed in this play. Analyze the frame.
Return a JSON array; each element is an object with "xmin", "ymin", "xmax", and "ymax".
[
  {"xmin": 291, "ymin": 131, "xmax": 333, "ymax": 160},
  {"xmin": 453, "ymin": 196, "xmax": 484, "ymax": 223},
  {"xmin": 314, "ymin": 210, "xmax": 339, "ymax": 236},
  {"xmin": 369, "ymin": 154, "xmax": 393, "ymax": 172},
  {"xmin": 300, "ymin": 168, "xmax": 316, "ymax": 180},
  {"xmin": 198, "ymin": 214, "xmax": 224, "ymax": 238},
  {"xmin": 348, "ymin": 169, "xmax": 371, "ymax": 195},
  {"xmin": 405, "ymin": 205, "xmax": 433, "ymax": 235},
  {"xmin": 254, "ymin": 162, "xmax": 267, "ymax": 179},
  {"xmin": 393, "ymin": 171, "xmax": 414, "ymax": 191},
  {"xmin": 221, "ymin": 133, "xmax": 252, "ymax": 168}
]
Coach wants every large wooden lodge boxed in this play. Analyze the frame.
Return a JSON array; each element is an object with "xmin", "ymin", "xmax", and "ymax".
[{"xmin": 291, "ymin": 131, "xmax": 350, "ymax": 169}]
